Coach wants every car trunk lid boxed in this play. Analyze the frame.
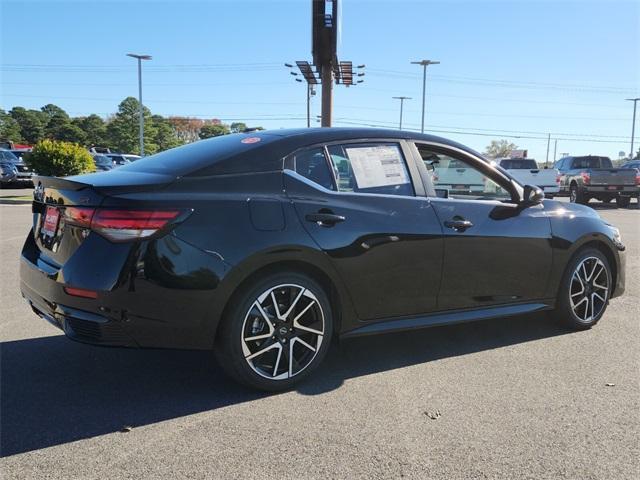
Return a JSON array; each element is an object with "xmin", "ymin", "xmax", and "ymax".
[{"xmin": 31, "ymin": 172, "xmax": 176, "ymax": 267}]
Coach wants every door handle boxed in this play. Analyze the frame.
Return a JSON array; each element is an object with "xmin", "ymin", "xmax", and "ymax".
[
  {"xmin": 444, "ymin": 218, "xmax": 473, "ymax": 232},
  {"xmin": 305, "ymin": 212, "xmax": 346, "ymax": 227}
]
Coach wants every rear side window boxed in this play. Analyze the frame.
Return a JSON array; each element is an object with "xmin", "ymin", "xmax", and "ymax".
[
  {"xmin": 326, "ymin": 143, "xmax": 414, "ymax": 197},
  {"xmin": 294, "ymin": 147, "xmax": 335, "ymax": 191}
]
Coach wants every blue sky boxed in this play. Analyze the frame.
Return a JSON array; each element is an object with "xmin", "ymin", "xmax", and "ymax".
[{"xmin": 1, "ymin": 0, "xmax": 638, "ymax": 160}]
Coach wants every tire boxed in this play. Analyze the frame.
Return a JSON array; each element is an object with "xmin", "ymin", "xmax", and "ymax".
[
  {"xmin": 214, "ymin": 271, "xmax": 333, "ymax": 391},
  {"xmin": 616, "ymin": 195, "xmax": 631, "ymax": 208},
  {"xmin": 569, "ymin": 184, "xmax": 586, "ymax": 204},
  {"xmin": 551, "ymin": 248, "xmax": 612, "ymax": 330}
]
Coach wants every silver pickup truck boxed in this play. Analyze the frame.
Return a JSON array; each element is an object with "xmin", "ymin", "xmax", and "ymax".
[{"xmin": 555, "ymin": 155, "xmax": 638, "ymax": 208}]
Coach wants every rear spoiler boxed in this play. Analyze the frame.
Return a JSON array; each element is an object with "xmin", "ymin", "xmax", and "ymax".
[
  {"xmin": 33, "ymin": 172, "xmax": 176, "ymax": 198},
  {"xmin": 33, "ymin": 176, "xmax": 91, "ymax": 192}
]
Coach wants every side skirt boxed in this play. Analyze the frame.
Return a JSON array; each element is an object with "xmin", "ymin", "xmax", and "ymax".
[{"xmin": 341, "ymin": 301, "xmax": 555, "ymax": 339}]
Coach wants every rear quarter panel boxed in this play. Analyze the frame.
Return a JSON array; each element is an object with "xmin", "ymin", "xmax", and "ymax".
[{"xmin": 127, "ymin": 172, "xmax": 358, "ymax": 343}]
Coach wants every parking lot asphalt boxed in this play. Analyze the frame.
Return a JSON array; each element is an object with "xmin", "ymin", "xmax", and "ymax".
[{"xmin": 1, "ymin": 189, "xmax": 638, "ymax": 480}]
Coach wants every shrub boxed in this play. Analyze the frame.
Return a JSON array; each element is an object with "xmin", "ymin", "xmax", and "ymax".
[{"xmin": 25, "ymin": 139, "xmax": 95, "ymax": 177}]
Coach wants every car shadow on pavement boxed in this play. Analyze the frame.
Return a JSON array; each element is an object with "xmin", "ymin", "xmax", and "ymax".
[{"xmin": 1, "ymin": 312, "xmax": 568, "ymax": 457}]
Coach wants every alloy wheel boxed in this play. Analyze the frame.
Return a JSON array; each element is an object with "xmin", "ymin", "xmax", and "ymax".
[
  {"xmin": 241, "ymin": 284, "xmax": 325, "ymax": 380},
  {"xmin": 569, "ymin": 256, "xmax": 609, "ymax": 323}
]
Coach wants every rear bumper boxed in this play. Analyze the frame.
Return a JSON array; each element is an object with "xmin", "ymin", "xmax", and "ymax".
[
  {"xmin": 20, "ymin": 258, "xmax": 138, "ymax": 347},
  {"xmin": 19, "ymin": 229, "xmax": 230, "ymax": 350},
  {"xmin": 584, "ymin": 185, "xmax": 638, "ymax": 196}
]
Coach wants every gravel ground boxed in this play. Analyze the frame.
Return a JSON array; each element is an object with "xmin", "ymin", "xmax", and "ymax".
[{"xmin": 1, "ymin": 193, "xmax": 638, "ymax": 480}]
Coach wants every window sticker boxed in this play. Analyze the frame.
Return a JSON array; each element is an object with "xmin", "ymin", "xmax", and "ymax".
[{"xmin": 344, "ymin": 145, "xmax": 410, "ymax": 189}]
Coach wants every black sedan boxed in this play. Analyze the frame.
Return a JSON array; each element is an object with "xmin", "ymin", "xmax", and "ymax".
[{"xmin": 20, "ymin": 129, "xmax": 626, "ymax": 390}]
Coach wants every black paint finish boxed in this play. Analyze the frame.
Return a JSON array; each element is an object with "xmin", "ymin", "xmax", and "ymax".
[{"xmin": 20, "ymin": 128, "xmax": 625, "ymax": 350}]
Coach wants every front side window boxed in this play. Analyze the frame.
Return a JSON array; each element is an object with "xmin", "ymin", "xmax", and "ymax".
[
  {"xmin": 326, "ymin": 143, "xmax": 414, "ymax": 196},
  {"xmin": 416, "ymin": 145, "xmax": 511, "ymax": 201}
]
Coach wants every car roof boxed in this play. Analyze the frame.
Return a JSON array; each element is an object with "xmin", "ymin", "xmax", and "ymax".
[{"xmin": 115, "ymin": 128, "xmax": 486, "ymax": 178}]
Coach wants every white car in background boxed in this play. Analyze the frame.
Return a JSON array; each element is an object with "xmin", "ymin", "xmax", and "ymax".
[{"xmin": 496, "ymin": 158, "xmax": 560, "ymax": 198}]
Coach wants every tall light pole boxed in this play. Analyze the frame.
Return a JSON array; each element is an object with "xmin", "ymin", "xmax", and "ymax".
[
  {"xmin": 626, "ymin": 98, "xmax": 640, "ymax": 159},
  {"xmin": 392, "ymin": 96, "xmax": 411, "ymax": 130},
  {"xmin": 126, "ymin": 53, "xmax": 152, "ymax": 156},
  {"xmin": 411, "ymin": 59, "xmax": 440, "ymax": 133}
]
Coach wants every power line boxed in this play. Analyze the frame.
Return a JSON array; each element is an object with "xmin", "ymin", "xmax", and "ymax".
[
  {"xmin": 367, "ymin": 69, "xmax": 639, "ymax": 94},
  {"xmin": 1, "ymin": 93, "xmax": 628, "ymax": 121},
  {"xmin": 331, "ymin": 118, "xmax": 628, "ymax": 144}
]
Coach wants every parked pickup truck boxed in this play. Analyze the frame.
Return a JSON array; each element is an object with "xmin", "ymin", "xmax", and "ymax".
[
  {"xmin": 496, "ymin": 158, "xmax": 560, "ymax": 198},
  {"xmin": 432, "ymin": 156, "xmax": 485, "ymax": 194},
  {"xmin": 554, "ymin": 155, "xmax": 639, "ymax": 208}
]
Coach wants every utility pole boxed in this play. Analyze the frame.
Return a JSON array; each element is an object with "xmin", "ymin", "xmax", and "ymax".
[
  {"xmin": 320, "ymin": 66, "xmax": 333, "ymax": 127},
  {"xmin": 545, "ymin": 133, "xmax": 551, "ymax": 167},
  {"xmin": 311, "ymin": 0, "xmax": 364, "ymax": 127},
  {"xmin": 553, "ymin": 139, "xmax": 558, "ymax": 163},
  {"xmin": 411, "ymin": 59, "xmax": 440, "ymax": 133},
  {"xmin": 392, "ymin": 96, "xmax": 411, "ymax": 130},
  {"xmin": 626, "ymin": 98, "xmax": 640, "ymax": 159},
  {"xmin": 307, "ymin": 84, "xmax": 312, "ymax": 128},
  {"xmin": 126, "ymin": 53, "xmax": 152, "ymax": 156}
]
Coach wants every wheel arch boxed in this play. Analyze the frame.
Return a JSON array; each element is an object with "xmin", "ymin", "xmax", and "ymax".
[
  {"xmin": 574, "ymin": 239, "xmax": 618, "ymax": 293},
  {"xmin": 558, "ymin": 234, "xmax": 619, "ymax": 298},
  {"xmin": 206, "ymin": 249, "xmax": 356, "ymax": 346}
]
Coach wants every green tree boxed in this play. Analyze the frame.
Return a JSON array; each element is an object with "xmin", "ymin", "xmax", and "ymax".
[
  {"xmin": 106, "ymin": 97, "xmax": 157, "ymax": 154},
  {"xmin": 41, "ymin": 104, "xmax": 69, "ymax": 120},
  {"xmin": 199, "ymin": 123, "xmax": 230, "ymax": 139},
  {"xmin": 485, "ymin": 139, "xmax": 518, "ymax": 159},
  {"xmin": 45, "ymin": 112, "xmax": 86, "ymax": 143},
  {"xmin": 230, "ymin": 122, "xmax": 247, "ymax": 133},
  {"xmin": 25, "ymin": 139, "xmax": 95, "ymax": 176},
  {"xmin": 151, "ymin": 115, "xmax": 182, "ymax": 151},
  {"xmin": 10, "ymin": 107, "xmax": 46, "ymax": 144},
  {"xmin": 0, "ymin": 109, "xmax": 23, "ymax": 142},
  {"xmin": 73, "ymin": 114, "xmax": 107, "ymax": 146}
]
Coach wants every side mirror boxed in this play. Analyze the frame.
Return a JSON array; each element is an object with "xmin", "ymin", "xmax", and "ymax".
[{"xmin": 522, "ymin": 184, "xmax": 544, "ymax": 206}]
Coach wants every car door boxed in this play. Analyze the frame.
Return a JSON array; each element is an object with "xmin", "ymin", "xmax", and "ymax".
[
  {"xmin": 284, "ymin": 140, "xmax": 444, "ymax": 321},
  {"xmin": 411, "ymin": 142, "xmax": 553, "ymax": 311}
]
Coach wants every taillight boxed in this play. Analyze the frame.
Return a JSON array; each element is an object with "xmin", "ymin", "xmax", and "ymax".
[
  {"xmin": 556, "ymin": 174, "xmax": 562, "ymax": 185},
  {"xmin": 64, "ymin": 207, "xmax": 94, "ymax": 228},
  {"xmin": 581, "ymin": 172, "xmax": 590, "ymax": 185},
  {"xmin": 63, "ymin": 207, "xmax": 183, "ymax": 242},
  {"xmin": 636, "ymin": 172, "xmax": 640, "ymax": 186},
  {"xmin": 64, "ymin": 286, "xmax": 98, "ymax": 299}
]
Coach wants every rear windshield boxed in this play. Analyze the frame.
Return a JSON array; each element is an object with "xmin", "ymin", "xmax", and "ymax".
[
  {"xmin": 0, "ymin": 150, "xmax": 19, "ymax": 162},
  {"xmin": 499, "ymin": 159, "xmax": 538, "ymax": 169},
  {"xmin": 572, "ymin": 156, "xmax": 613, "ymax": 169},
  {"xmin": 94, "ymin": 155, "xmax": 111, "ymax": 165},
  {"xmin": 115, "ymin": 133, "xmax": 280, "ymax": 176}
]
